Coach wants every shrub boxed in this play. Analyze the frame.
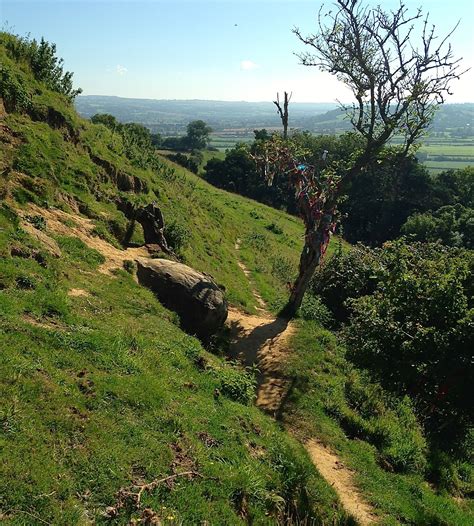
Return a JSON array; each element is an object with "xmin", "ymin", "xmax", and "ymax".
[
  {"xmin": 271, "ymin": 255, "xmax": 294, "ymax": 284},
  {"xmin": 123, "ymin": 260, "xmax": 135, "ymax": 274},
  {"xmin": 310, "ymin": 244, "xmax": 380, "ymax": 323},
  {"xmin": 164, "ymin": 219, "xmax": 190, "ymax": 254},
  {"xmin": 0, "ymin": 64, "xmax": 32, "ymax": 112},
  {"xmin": 298, "ymin": 294, "xmax": 334, "ymax": 328},
  {"xmin": 15, "ymin": 275, "xmax": 35, "ymax": 290},
  {"xmin": 402, "ymin": 204, "xmax": 474, "ymax": 248},
  {"xmin": 344, "ymin": 240, "xmax": 473, "ymax": 444},
  {"xmin": 2, "ymin": 32, "xmax": 81, "ymax": 100},
  {"xmin": 244, "ymin": 231, "xmax": 270, "ymax": 253},
  {"xmin": 25, "ymin": 214, "xmax": 46, "ymax": 231},
  {"xmin": 429, "ymin": 449, "xmax": 474, "ymax": 497},
  {"xmin": 265, "ymin": 222, "xmax": 283, "ymax": 235}
]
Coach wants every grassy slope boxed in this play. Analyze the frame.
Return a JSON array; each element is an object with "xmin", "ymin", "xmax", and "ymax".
[
  {"xmin": 0, "ymin": 35, "xmax": 351, "ymax": 525},
  {"xmin": 283, "ymin": 321, "xmax": 474, "ymax": 526},
  {"xmin": 3, "ymin": 33, "xmax": 471, "ymax": 525}
]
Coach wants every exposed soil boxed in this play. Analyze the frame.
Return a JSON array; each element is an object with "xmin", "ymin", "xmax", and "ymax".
[
  {"xmin": 19, "ymin": 204, "xmax": 151, "ymax": 274},
  {"xmin": 306, "ymin": 440, "xmax": 379, "ymax": 525},
  {"xmin": 228, "ymin": 238, "xmax": 378, "ymax": 524},
  {"xmin": 68, "ymin": 288, "xmax": 90, "ymax": 297},
  {"xmin": 227, "ymin": 307, "xmax": 295, "ymax": 415}
]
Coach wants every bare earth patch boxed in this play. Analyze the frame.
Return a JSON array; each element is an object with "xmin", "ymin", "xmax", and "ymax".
[
  {"xmin": 227, "ymin": 307, "xmax": 295, "ymax": 415},
  {"xmin": 22, "ymin": 314, "xmax": 64, "ymax": 331},
  {"xmin": 306, "ymin": 440, "xmax": 378, "ymax": 525},
  {"xmin": 19, "ymin": 204, "xmax": 150, "ymax": 274},
  {"xmin": 68, "ymin": 288, "xmax": 90, "ymax": 297}
]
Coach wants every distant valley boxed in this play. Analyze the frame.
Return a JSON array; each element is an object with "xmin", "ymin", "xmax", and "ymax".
[{"xmin": 76, "ymin": 95, "xmax": 474, "ymax": 172}]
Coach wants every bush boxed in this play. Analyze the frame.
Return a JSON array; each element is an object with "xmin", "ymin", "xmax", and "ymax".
[
  {"xmin": 429, "ymin": 449, "xmax": 474, "ymax": 497},
  {"xmin": 298, "ymin": 294, "xmax": 334, "ymax": 328},
  {"xmin": 166, "ymin": 152, "xmax": 199, "ymax": 174},
  {"xmin": 244, "ymin": 231, "xmax": 270, "ymax": 253},
  {"xmin": 2, "ymin": 32, "xmax": 81, "ymax": 100},
  {"xmin": 402, "ymin": 204, "xmax": 474, "ymax": 248},
  {"xmin": 265, "ymin": 222, "xmax": 283, "ymax": 235},
  {"xmin": 271, "ymin": 255, "xmax": 294, "ymax": 284},
  {"xmin": 0, "ymin": 64, "xmax": 32, "ymax": 112},
  {"xmin": 164, "ymin": 220, "xmax": 190, "ymax": 253},
  {"xmin": 344, "ymin": 240, "xmax": 473, "ymax": 444},
  {"xmin": 310, "ymin": 244, "xmax": 380, "ymax": 323},
  {"xmin": 123, "ymin": 260, "xmax": 135, "ymax": 274},
  {"xmin": 25, "ymin": 214, "xmax": 46, "ymax": 231}
]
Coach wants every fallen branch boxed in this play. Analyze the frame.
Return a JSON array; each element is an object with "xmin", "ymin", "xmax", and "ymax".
[
  {"xmin": 104, "ymin": 471, "xmax": 205, "ymax": 518},
  {"xmin": 131, "ymin": 471, "xmax": 203, "ymax": 507}
]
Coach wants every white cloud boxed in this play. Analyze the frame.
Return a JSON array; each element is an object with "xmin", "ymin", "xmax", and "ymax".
[
  {"xmin": 240, "ymin": 60, "xmax": 259, "ymax": 71},
  {"xmin": 115, "ymin": 64, "xmax": 128, "ymax": 75}
]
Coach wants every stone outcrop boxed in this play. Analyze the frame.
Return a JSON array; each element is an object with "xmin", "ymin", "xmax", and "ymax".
[{"xmin": 136, "ymin": 258, "xmax": 227, "ymax": 339}]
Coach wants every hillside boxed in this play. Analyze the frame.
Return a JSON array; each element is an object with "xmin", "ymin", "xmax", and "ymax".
[
  {"xmin": 1, "ymin": 32, "xmax": 473, "ymax": 526},
  {"xmin": 75, "ymin": 96, "xmax": 337, "ymax": 135},
  {"xmin": 0, "ymin": 32, "xmax": 355, "ymax": 525}
]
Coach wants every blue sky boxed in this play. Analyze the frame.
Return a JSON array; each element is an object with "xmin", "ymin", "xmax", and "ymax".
[{"xmin": 2, "ymin": 0, "xmax": 473, "ymax": 102}]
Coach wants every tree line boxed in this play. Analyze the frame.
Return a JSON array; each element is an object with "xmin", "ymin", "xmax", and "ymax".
[{"xmin": 205, "ymin": 131, "xmax": 473, "ymax": 249}]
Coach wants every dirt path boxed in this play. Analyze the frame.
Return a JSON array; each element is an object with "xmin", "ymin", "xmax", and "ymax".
[
  {"xmin": 19, "ymin": 209, "xmax": 378, "ymax": 524},
  {"xmin": 228, "ymin": 239, "xmax": 378, "ymax": 524},
  {"xmin": 227, "ymin": 307, "xmax": 295, "ymax": 414},
  {"xmin": 306, "ymin": 440, "xmax": 379, "ymax": 525}
]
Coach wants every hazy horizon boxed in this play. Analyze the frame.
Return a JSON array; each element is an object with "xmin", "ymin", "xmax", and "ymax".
[
  {"xmin": 77, "ymin": 94, "xmax": 474, "ymax": 105},
  {"xmin": 3, "ymin": 0, "xmax": 474, "ymax": 104}
]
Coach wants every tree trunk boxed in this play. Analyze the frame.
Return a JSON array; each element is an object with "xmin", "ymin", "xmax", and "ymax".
[
  {"xmin": 280, "ymin": 211, "xmax": 334, "ymax": 318},
  {"xmin": 115, "ymin": 198, "xmax": 172, "ymax": 254},
  {"xmin": 273, "ymin": 92, "xmax": 291, "ymax": 140}
]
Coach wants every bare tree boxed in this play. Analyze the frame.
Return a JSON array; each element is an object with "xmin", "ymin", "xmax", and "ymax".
[
  {"xmin": 273, "ymin": 91, "xmax": 292, "ymax": 139},
  {"xmin": 294, "ymin": 0, "xmax": 466, "ymax": 170},
  {"xmin": 256, "ymin": 0, "xmax": 465, "ymax": 317}
]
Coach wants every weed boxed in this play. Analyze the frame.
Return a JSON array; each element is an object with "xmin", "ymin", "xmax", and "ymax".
[
  {"xmin": 25, "ymin": 214, "xmax": 46, "ymax": 231},
  {"xmin": 214, "ymin": 364, "xmax": 256, "ymax": 404},
  {"xmin": 164, "ymin": 220, "xmax": 190, "ymax": 254},
  {"xmin": 266, "ymin": 222, "xmax": 283, "ymax": 235},
  {"xmin": 271, "ymin": 255, "xmax": 295, "ymax": 284},
  {"xmin": 123, "ymin": 259, "xmax": 136, "ymax": 274},
  {"xmin": 298, "ymin": 294, "xmax": 334, "ymax": 328}
]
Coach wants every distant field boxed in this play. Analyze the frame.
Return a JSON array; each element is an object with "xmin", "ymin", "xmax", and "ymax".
[
  {"xmin": 417, "ymin": 137, "xmax": 474, "ymax": 172},
  {"xmin": 209, "ymin": 133, "xmax": 254, "ymax": 150},
  {"xmin": 208, "ymin": 133, "xmax": 474, "ymax": 173}
]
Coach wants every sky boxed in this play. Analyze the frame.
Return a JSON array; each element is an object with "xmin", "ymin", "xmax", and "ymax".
[{"xmin": 2, "ymin": 0, "xmax": 474, "ymax": 103}]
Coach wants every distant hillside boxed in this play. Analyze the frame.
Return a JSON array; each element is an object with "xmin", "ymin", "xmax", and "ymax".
[
  {"xmin": 75, "ymin": 96, "xmax": 337, "ymax": 134},
  {"xmin": 75, "ymin": 95, "xmax": 474, "ymax": 137}
]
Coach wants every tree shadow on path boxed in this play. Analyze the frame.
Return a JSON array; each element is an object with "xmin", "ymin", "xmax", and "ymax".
[{"xmin": 227, "ymin": 316, "xmax": 290, "ymax": 368}]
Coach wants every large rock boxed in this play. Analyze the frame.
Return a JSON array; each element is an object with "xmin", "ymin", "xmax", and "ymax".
[{"xmin": 136, "ymin": 258, "xmax": 228, "ymax": 339}]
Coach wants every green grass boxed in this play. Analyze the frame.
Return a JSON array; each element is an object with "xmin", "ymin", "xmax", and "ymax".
[
  {"xmin": 424, "ymin": 160, "xmax": 473, "ymax": 173},
  {"xmin": 416, "ymin": 138, "xmax": 474, "ymax": 173},
  {"xmin": 0, "ymin": 32, "xmax": 355, "ymax": 524},
  {"xmin": 0, "ymin": 207, "xmax": 352, "ymax": 525},
  {"xmin": 283, "ymin": 320, "xmax": 474, "ymax": 526}
]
